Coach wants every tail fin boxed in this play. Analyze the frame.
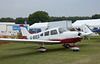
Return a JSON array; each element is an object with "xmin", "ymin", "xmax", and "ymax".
[
  {"xmin": 81, "ymin": 24, "xmax": 93, "ymax": 33},
  {"xmin": 20, "ymin": 25, "xmax": 30, "ymax": 39}
]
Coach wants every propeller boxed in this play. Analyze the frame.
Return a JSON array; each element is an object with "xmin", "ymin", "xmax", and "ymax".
[{"xmin": 78, "ymin": 32, "xmax": 81, "ymax": 36}]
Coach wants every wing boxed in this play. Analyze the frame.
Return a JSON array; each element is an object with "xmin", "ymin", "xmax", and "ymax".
[{"xmin": 0, "ymin": 38, "xmax": 60, "ymax": 44}]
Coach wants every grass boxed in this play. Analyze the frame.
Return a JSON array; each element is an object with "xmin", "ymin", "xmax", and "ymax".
[{"xmin": 0, "ymin": 36, "xmax": 100, "ymax": 64}]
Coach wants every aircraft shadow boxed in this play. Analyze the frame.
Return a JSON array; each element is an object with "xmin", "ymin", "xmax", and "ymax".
[
  {"xmin": 0, "ymin": 51, "xmax": 40, "ymax": 60},
  {"xmin": 78, "ymin": 44, "xmax": 90, "ymax": 48},
  {"xmin": 0, "ymin": 44, "xmax": 89, "ymax": 61},
  {"xmin": 8, "ymin": 46, "xmax": 37, "ymax": 50},
  {"xmin": 46, "ymin": 47, "xmax": 69, "ymax": 52},
  {"xmin": 0, "ymin": 47, "xmax": 70, "ymax": 60}
]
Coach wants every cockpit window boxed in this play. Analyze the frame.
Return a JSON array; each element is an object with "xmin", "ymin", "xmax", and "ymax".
[
  {"xmin": 59, "ymin": 28, "xmax": 66, "ymax": 34},
  {"xmin": 51, "ymin": 30, "xmax": 58, "ymax": 35}
]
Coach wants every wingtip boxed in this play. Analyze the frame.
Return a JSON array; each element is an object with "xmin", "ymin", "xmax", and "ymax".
[{"xmin": 20, "ymin": 24, "xmax": 25, "ymax": 27}]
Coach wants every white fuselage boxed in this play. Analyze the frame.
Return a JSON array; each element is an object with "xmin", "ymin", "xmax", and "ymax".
[{"xmin": 27, "ymin": 28, "xmax": 80, "ymax": 41}]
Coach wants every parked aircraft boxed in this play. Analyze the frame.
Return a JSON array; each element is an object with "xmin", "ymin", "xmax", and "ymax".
[
  {"xmin": 81, "ymin": 24, "xmax": 99, "ymax": 36},
  {"xmin": 74, "ymin": 24, "xmax": 99, "ymax": 40},
  {"xmin": 75, "ymin": 24, "xmax": 99, "ymax": 36},
  {"xmin": 0, "ymin": 25, "xmax": 92, "ymax": 52}
]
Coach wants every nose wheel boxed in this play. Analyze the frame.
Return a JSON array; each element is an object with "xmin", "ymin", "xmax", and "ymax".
[{"xmin": 63, "ymin": 43, "xmax": 80, "ymax": 51}]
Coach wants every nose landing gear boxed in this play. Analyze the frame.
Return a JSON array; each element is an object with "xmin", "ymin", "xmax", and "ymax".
[{"xmin": 63, "ymin": 43, "xmax": 80, "ymax": 51}]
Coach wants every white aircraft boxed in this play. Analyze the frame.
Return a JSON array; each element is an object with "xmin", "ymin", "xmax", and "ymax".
[
  {"xmin": 81, "ymin": 24, "xmax": 99, "ymax": 36},
  {"xmin": 0, "ymin": 25, "xmax": 92, "ymax": 52}
]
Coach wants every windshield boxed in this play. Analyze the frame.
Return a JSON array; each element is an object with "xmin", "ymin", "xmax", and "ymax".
[
  {"xmin": 29, "ymin": 28, "xmax": 41, "ymax": 33},
  {"xmin": 59, "ymin": 28, "xmax": 66, "ymax": 34}
]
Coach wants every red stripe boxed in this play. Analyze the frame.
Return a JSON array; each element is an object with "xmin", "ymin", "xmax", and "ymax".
[
  {"xmin": 50, "ymin": 37, "xmax": 82, "ymax": 43},
  {"xmin": 23, "ymin": 36, "xmax": 28, "ymax": 39}
]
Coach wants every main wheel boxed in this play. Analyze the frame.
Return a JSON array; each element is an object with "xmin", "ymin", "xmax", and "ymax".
[{"xmin": 38, "ymin": 47, "xmax": 46, "ymax": 52}]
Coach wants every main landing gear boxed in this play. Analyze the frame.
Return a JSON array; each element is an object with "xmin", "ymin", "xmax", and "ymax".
[
  {"xmin": 63, "ymin": 43, "xmax": 80, "ymax": 51},
  {"xmin": 38, "ymin": 43, "xmax": 46, "ymax": 52},
  {"xmin": 37, "ymin": 43, "xmax": 79, "ymax": 52}
]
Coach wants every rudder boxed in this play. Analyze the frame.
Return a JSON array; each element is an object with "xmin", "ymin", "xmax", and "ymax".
[{"xmin": 20, "ymin": 25, "xmax": 30, "ymax": 39}]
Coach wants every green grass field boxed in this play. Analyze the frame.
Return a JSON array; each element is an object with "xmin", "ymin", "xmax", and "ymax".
[{"xmin": 0, "ymin": 36, "xmax": 100, "ymax": 64}]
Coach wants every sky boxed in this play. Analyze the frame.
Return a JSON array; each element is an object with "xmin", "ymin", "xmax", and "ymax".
[{"xmin": 0, "ymin": 0, "xmax": 100, "ymax": 18}]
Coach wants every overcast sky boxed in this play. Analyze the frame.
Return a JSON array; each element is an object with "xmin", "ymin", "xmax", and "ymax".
[{"xmin": 0, "ymin": 0, "xmax": 100, "ymax": 18}]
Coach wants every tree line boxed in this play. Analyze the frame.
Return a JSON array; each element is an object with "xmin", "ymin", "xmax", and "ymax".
[{"xmin": 0, "ymin": 11, "xmax": 100, "ymax": 25}]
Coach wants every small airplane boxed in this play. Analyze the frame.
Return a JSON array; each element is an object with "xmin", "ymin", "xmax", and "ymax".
[
  {"xmin": 82, "ymin": 24, "xmax": 99, "ymax": 36},
  {"xmin": 75, "ymin": 24, "xmax": 99, "ymax": 36},
  {"xmin": 74, "ymin": 24, "xmax": 99, "ymax": 40},
  {"xmin": 0, "ymin": 25, "xmax": 92, "ymax": 52}
]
